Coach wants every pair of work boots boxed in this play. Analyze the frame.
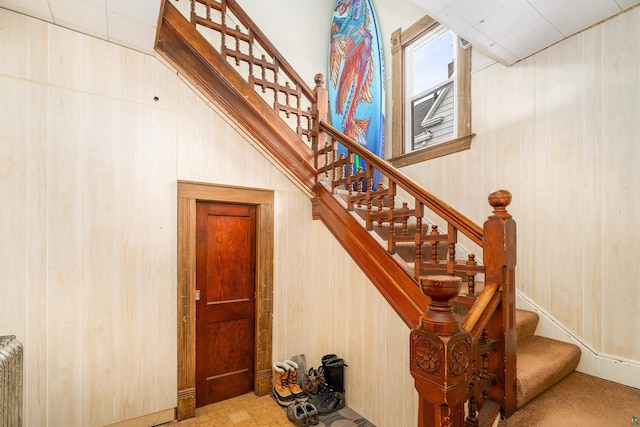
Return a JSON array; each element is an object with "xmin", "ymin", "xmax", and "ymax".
[
  {"xmin": 309, "ymin": 354, "xmax": 347, "ymax": 415},
  {"xmin": 272, "ymin": 360, "xmax": 308, "ymax": 406}
]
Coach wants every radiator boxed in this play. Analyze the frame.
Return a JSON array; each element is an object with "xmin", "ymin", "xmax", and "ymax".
[{"xmin": 0, "ymin": 336, "xmax": 22, "ymax": 427}]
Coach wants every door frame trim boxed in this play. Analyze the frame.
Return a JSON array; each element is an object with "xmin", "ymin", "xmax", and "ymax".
[{"xmin": 177, "ymin": 181, "xmax": 274, "ymax": 420}]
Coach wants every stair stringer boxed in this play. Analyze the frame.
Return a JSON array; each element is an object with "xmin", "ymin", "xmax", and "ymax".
[{"xmin": 516, "ymin": 290, "xmax": 640, "ymax": 390}]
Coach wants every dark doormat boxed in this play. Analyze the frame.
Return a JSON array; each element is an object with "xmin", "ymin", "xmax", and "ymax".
[
  {"xmin": 316, "ymin": 406, "xmax": 376, "ymax": 426},
  {"xmin": 270, "ymin": 393, "xmax": 376, "ymax": 426}
]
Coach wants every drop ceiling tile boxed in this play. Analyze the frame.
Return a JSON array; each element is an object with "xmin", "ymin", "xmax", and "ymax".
[
  {"xmin": 456, "ymin": 26, "xmax": 504, "ymax": 65},
  {"xmin": 616, "ymin": 0, "xmax": 640, "ymax": 9},
  {"xmin": 479, "ymin": 42, "xmax": 519, "ymax": 65},
  {"xmin": 476, "ymin": 0, "xmax": 542, "ymax": 42},
  {"xmin": 107, "ymin": 0, "xmax": 160, "ymax": 26},
  {"xmin": 448, "ymin": 0, "xmax": 507, "ymax": 26},
  {"xmin": 434, "ymin": 6, "xmax": 472, "ymax": 34},
  {"xmin": 107, "ymin": 10, "xmax": 156, "ymax": 54},
  {"xmin": 529, "ymin": 0, "xmax": 621, "ymax": 36},
  {"xmin": 409, "ymin": 0, "xmax": 448, "ymax": 15},
  {"xmin": 457, "ymin": 25, "xmax": 496, "ymax": 48},
  {"xmin": 0, "ymin": 0, "xmax": 53, "ymax": 22},
  {"xmin": 498, "ymin": 14, "xmax": 563, "ymax": 59},
  {"xmin": 50, "ymin": 0, "xmax": 107, "ymax": 37}
]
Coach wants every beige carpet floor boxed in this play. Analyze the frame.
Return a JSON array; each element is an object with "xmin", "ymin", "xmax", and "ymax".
[{"xmin": 499, "ymin": 372, "xmax": 640, "ymax": 426}]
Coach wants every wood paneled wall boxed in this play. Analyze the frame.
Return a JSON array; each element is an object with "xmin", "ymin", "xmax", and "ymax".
[
  {"xmin": 400, "ymin": 7, "xmax": 640, "ymax": 378},
  {"xmin": 0, "ymin": 7, "xmax": 417, "ymax": 427},
  {"xmin": 4, "ymin": 3, "xmax": 638, "ymax": 427},
  {"xmin": 0, "ymin": 10, "xmax": 179, "ymax": 426}
]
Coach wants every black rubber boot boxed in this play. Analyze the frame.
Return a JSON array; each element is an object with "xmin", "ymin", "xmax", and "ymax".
[
  {"xmin": 321, "ymin": 354, "xmax": 338, "ymax": 367},
  {"xmin": 311, "ymin": 355, "xmax": 339, "ymax": 399},
  {"xmin": 314, "ymin": 355, "xmax": 347, "ymax": 414},
  {"xmin": 323, "ymin": 358, "xmax": 346, "ymax": 393}
]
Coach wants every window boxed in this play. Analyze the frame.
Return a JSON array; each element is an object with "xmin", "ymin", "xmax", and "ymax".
[
  {"xmin": 390, "ymin": 16, "xmax": 473, "ymax": 167},
  {"xmin": 407, "ymin": 28, "xmax": 455, "ymax": 151}
]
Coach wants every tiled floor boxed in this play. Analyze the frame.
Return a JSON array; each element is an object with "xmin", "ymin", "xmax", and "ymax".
[{"xmin": 169, "ymin": 392, "xmax": 291, "ymax": 426}]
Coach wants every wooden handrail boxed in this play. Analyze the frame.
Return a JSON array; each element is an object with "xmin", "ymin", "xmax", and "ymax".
[
  {"xmin": 461, "ymin": 281, "xmax": 500, "ymax": 339},
  {"xmin": 319, "ymin": 121, "xmax": 484, "ymax": 246},
  {"xmin": 315, "ymin": 115, "xmax": 486, "ymax": 290}
]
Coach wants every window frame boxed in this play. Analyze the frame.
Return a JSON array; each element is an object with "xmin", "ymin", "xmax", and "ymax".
[{"xmin": 390, "ymin": 16, "xmax": 473, "ymax": 167}]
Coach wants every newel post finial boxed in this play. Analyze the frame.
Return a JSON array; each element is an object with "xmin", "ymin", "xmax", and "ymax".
[
  {"xmin": 488, "ymin": 189, "xmax": 512, "ymax": 219},
  {"xmin": 418, "ymin": 275, "xmax": 462, "ymax": 335}
]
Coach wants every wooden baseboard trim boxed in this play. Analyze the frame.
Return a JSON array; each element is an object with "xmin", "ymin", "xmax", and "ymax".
[
  {"xmin": 256, "ymin": 368, "xmax": 272, "ymax": 396},
  {"xmin": 177, "ymin": 389, "xmax": 196, "ymax": 420},
  {"xmin": 103, "ymin": 408, "xmax": 175, "ymax": 427}
]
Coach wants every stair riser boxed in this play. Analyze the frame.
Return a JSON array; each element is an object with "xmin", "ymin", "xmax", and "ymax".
[
  {"xmin": 515, "ymin": 310, "xmax": 539, "ymax": 342},
  {"xmin": 393, "ymin": 242, "xmax": 450, "ymax": 261},
  {"xmin": 516, "ymin": 336, "xmax": 581, "ymax": 408}
]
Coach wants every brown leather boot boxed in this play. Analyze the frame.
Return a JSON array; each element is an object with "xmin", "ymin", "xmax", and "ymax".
[
  {"xmin": 302, "ymin": 368, "xmax": 323, "ymax": 394},
  {"xmin": 273, "ymin": 362, "xmax": 296, "ymax": 406}
]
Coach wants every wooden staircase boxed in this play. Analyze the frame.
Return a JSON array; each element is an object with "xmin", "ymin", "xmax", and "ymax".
[{"xmin": 155, "ymin": 1, "xmax": 582, "ymax": 425}]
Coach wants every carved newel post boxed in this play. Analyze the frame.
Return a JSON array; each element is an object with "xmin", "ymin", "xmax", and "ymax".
[
  {"xmin": 483, "ymin": 189, "xmax": 517, "ymax": 416},
  {"xmin": 410, "ymin": 275, "xmax": 472, "ymax": 427}
]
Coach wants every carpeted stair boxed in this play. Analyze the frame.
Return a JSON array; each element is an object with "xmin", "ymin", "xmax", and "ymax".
[{"xmin": 514, "ymin": 309, "xmax": 581, "ymax": 409}]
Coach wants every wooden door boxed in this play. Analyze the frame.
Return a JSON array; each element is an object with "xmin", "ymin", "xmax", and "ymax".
[{"xmin": 195, "ymin": 202, "xmax": 256, "ymax": 406}]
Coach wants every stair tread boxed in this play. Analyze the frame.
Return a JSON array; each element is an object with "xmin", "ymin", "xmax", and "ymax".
[{"xmin": 516, "ymin": 335, "xmax": 581, "ymax": 409}]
